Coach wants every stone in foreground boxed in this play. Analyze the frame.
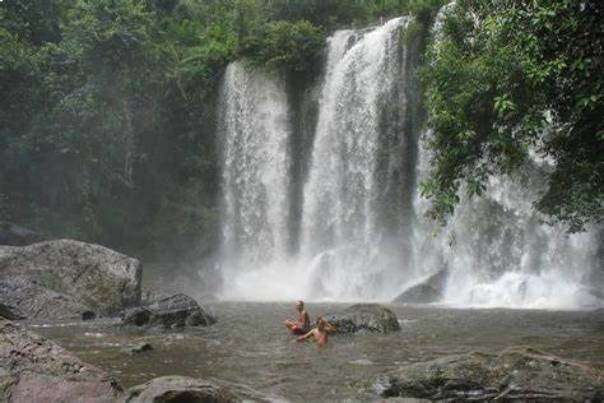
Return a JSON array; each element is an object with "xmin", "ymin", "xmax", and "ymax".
[
  {"xmin": 374, "ymin": 346, "xmax": 604, "ymax": 401},
  {"xmin": 0, "ymin": 239, "xmax": 142, "ymax": 317},
  {"xmin": 121, "ymin": 294, "xmax": 216, "ymax": 329},
  {"xmin": 123, "ymin": 376, "xmax": 238, "ymax": 403},
  {"xmin": 0, "ymin": 319, "xmax": 122, "ymax": 402},
  {"xmin": 326, "ymin": 303, "xmax": 400, "ymax": 334},
  {"xmin": 392, "ymin": 269, "xmax": 448, "ymax": 304}
]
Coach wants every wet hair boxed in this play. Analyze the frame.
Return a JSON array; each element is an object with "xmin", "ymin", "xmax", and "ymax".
[{"xmin": 296, "ymin": 300, "xmax": 304, "ymax": 308}]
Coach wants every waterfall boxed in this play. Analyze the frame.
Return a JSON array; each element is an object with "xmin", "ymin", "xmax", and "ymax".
[
  {"xmin": 219, "ymin": 62, "xmax": 293, "ymax": 299},
  {"xmin": 414, "ymin": 135, "xmax": 602, "ymax": 309},
  {"xmin": 299, "ymin": 17, "xmax": 419, "ymax": 300},
  {"xmin": 216, "ymin": 15, "xmax": 602, "ymax": 308},
  {"xmin": 407, "ymin": 3, "xmax": 603, "ymax": 309}
]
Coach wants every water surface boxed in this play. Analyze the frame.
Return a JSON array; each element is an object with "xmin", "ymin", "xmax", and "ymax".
[{"xmin": 33, "ymin": 303, "xmax": 604, "ymax": 401}]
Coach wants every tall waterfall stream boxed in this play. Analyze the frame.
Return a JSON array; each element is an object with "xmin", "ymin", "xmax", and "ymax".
[{"xmin": 218, "ymin": 17, "xmax": 602, "ymax": 309}]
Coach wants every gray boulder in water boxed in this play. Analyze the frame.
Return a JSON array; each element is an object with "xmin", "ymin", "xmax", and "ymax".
[
  {"xmin": 374, "ymin": 346, "xmax": 604, "ymax": 401},
  {"xmin": 0, "ymin": 278, "xmax": 91, "ymax": 320},
  {"xmin": 123, "ymin": 376, "xmax": 238, "ymax": 403},
  {"xmin": 0, "ymin": 239, "xmax": 142, "ymax": 317},
  {"xmin": 326, "ymin": 303, "xmax": 400, "ymax": 334},
  {"xmin": 121, "ymin": 294, "xmax": 216, "ymax": 329},
  {"xmin": 0, "ymin": 319, "xmax": 122, "ymax": 402},
  {"xmin": 392, "ymin": 269, "xmax": 448, "ymax": 304},
  {"xmin": 0, "ymin": 221, "xmax": 47, "ymax": 246}
]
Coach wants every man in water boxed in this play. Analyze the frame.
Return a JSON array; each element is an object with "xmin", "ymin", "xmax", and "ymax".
[
  {"xmin": 296, "ymin": 317, "xmax": 336, "ymax": 345},
  {"xmin": 284, "ymin": 300, "xmax": 310, "ymax": 335}
]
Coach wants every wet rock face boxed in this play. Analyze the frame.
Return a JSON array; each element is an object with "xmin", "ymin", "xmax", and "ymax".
[
  {"xmin": 123, "ymin": 376, "xmax": 238, "ymax": 403},
  {"xmin": 374, "ymin": 347, "xmax": 604, "ymax": 401},
  {"xmin": 392, "ymin": 269, "xmax": 448, "ymax": 304},
  {"xmin": 326, "ymin": 304, "xmax": 400, "ymax": 334},
  {"xmin": 0, "ymin": 222, "xmax": 47, "ymax": 246},
  {"xmin": 0, "ymin": 302, "xmax": 25, "ymax": 320},
  {"xmin": 0, "ymin": 320, "xmax": 122, "ymax": 403},
  {"xmin": 0, "ymin": 278, "xmax": 91, "ymax": 320},
  {"xmin": 0, "ymin": 239, "xmax": 142, "ymax": 317},
  {"xmin": 121, "ymin": 294, "xmax": 216, "ymax": 329}
]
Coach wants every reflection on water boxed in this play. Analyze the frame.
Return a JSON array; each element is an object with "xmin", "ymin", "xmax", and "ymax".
[{"xmin": 32, "ymin": 303, "xmax": 604, "ymax": 402}]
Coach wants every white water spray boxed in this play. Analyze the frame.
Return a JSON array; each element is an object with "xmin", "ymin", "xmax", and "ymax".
[
  {"xmin": 219, "ymin": 62, "xmax": 293, "ymax": 299},
  {"xmin": 299, "ymin": 17, "xmax": 415, "ymax": 300},
  {"xmin": 216, "ymin": 16, "xmax": 602, "ymax": 309}
]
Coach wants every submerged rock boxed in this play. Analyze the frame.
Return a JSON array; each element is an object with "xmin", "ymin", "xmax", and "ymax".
[
  {"xmin": 393, "ymin": 269, "xmax": 448, "ymax": 304},
  {"xmin": 326, "ymin": 303, "xmax": 400, "ymax": 334},
  {"xmin": 121, "ymin": 294, "xmax": 216, "ymax": 329},
  {"xmin": 0, "ymin": 319, "xmax": 122, "ymax": 402},
  {"xmin": 123, "ymin": 376, "xmax": 238, "ymax": 403},
  {"xmin": 0, "ymin": 221, "xmax": 47, "ymax": 246},
  {"xmin": 128, "ymin": 342, "xmax": 153, "ymax": 354},
  {"xmin": 374, "ymin": 346, "xmax": 604, "ymax": 401},
  {"xmin": 0, "ymin": 239, "xmax": 142, "ymax": 317}
]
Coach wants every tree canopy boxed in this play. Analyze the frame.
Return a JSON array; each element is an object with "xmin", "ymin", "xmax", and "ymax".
[{"xmin": 421, "ymin": 0, "xmax": 603, "ymax": 232}]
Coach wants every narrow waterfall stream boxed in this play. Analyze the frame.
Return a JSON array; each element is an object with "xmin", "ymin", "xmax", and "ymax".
[
  {"xmin": 218, "ymin": 17, "xmax": 602, "ymax": 308},
  {"xmin": 219, "ymin": 62, "xmax": 293, "ymax": 299}
]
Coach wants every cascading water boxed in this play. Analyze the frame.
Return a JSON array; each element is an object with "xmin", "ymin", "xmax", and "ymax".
[
  {"xmin": 413, "ymin": 133, "xmax": 602, "ymax": 309},
  {"xmin": 407, "ymin": 2, "xmax": 603, "ymax": 309},
  {"xmin": 217, "ymin": 15, "xmax": 603, "ymax": 308},
  {"xmin": 299, "ymin": 17, "xmax": 419, "ymax": 300},
  {"xmin": 219, "ymin": 62, "xmax": 293, "ymax": 300}
]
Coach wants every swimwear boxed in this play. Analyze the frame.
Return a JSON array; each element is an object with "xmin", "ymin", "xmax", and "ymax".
[{"xmin": 291, "ymin": 324, "xmax": 308, "ymax": 335}]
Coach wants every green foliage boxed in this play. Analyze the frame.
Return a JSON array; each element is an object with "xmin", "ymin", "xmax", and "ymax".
[
  {"xmin": 421, "ymin": 0, "xmax": 603, "ymax": 231},
  {"xmin": 239, "ymin": 20, "xmax": 325, "ymax": 71},
  {"xmin": 0, "ymin": 0, "xmax": 465, "ymax": 267}
]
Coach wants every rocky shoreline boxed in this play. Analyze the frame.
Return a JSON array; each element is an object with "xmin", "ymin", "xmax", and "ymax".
[{"xmin": 1, "ymin": 232, "xmax": 603, "ymax": 402}]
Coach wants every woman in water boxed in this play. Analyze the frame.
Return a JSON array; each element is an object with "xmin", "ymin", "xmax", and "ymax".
[{"xmin": 296, "ymin": 317, "xmax": 337, "ymax": 345}]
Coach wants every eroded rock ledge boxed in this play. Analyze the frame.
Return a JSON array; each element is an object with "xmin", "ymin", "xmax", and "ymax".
[{"xmin": 374, "ymin": 346, "xmax": 604, "ymax": 401}]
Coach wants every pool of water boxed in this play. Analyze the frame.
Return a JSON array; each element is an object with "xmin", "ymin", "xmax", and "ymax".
[{"xmin": 32, "ymin": 302, "xmax": 604, "ymax": 401}]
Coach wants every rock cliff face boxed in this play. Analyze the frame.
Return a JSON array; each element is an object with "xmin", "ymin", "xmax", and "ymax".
[
  {"xmin": 374, "ymin": 346, "xmax": 604, "ymax": 401},
  {"xmin": 0, "ymin": 320, "xmax": 122, "ymax": 403},
  {"xmin": 0, "ymin": 240, "xmax": 142, "ymax": 318}
]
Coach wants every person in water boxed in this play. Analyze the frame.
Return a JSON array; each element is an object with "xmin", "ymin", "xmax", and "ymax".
[
  {"xmin": 296, "ymin": 317, "xmax": 337, "ymax": 345},
  {"xmin": 284, "ymin": 300, "xmax": 310, "ymax": 335}
]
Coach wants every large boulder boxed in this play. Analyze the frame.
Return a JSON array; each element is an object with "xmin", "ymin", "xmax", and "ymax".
[
  {"xmin": 0, "ymin": 222, "xmax": 47, "ymax": 246},
  {"xmin": 326, "ymin": 304, "xmax": 400, "ymax": 334},
  {"xmin": 0, "ymin": 302, "xmax": 25, "ymax": 320},
  {"xmin": 121, "ymin": 294, "xmax": 216, "ymax": 329},
  {"xmin": 374, "ymin": 346, "xmax": 604, "ymax": 401},
  {"xmin": 0, "ymin": 240, "xmax": 142, "ymax": 317},
  {"xmin": 393, "ymin": 269, "xmax": 448, "ymax": 304},
  {"xmin": 123, "ymin": 376, "xmax": 238, "ymax": 403},
  {"xmin": 0, "ymin": 278, "xmax": 92, "ymax": 320},
  {"xmin": 0, "ymin": 319, "xmax": 123, "ymax": 402}
]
